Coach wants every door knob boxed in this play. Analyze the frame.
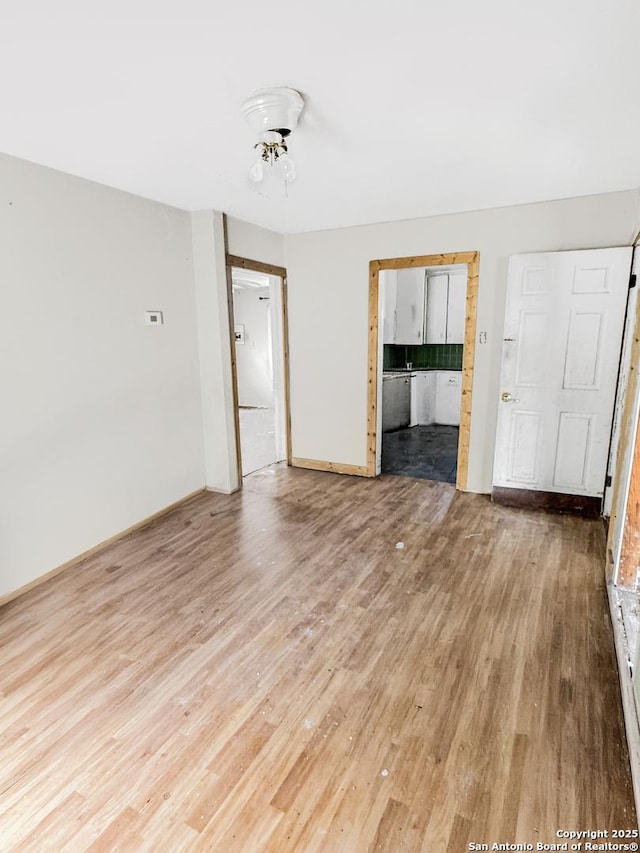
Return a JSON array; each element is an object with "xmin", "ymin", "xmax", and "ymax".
[{"xmin": 501, "ymin": 392, "xmax": 519, "ymax": 403}]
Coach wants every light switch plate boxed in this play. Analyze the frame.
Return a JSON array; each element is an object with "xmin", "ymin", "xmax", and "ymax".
[{"xmin": 145, "ymin": 311, "xmax": 164, "ymax": 326}]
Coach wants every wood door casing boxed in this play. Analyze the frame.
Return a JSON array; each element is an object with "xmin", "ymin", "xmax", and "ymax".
[{"xmin": 368, "ymin": 251, "xmax": 479, "ymax": 488}]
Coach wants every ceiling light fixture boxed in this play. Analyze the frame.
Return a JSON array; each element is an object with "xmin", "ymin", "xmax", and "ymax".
[{"xmin": 241, "ymin": 87, "xmax": 304, "ymax": 186}]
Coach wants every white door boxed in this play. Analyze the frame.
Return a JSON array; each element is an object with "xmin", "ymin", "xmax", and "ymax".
[{"xmin": 493, "ymin": 247, "xmax": 632, "ymax": 498}]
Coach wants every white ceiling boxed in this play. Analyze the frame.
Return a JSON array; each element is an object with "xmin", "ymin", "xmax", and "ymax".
[
  {"xmin": 1, "ymin": 0, "xmax": 638, "ymax": 234},
  {"xmin": 232, "ymin": 269, "xmax": 270, "ymax": 289}
]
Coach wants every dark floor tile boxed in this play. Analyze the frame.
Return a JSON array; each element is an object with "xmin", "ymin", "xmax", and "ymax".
[{"xmin": 382, "ymin": 425, "xmax": 459, "ymax": 483}]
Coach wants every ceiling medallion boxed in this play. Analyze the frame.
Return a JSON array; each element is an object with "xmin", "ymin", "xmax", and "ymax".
[{"xmin": 241, "ymin": 87, "xmax": 304, "ymax": 185}]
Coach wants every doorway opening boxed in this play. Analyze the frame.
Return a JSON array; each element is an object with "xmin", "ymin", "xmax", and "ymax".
[
  {"xmin": 380, "ymin": 263, "xmax": 467, "ymax": 483},
  {"xmin": 226, "ymin": 255, "xmax": 291, "ymax": 483},
  {"xmin": 368, "ymin": 252, "xmax": 479, "ymax": 489}
]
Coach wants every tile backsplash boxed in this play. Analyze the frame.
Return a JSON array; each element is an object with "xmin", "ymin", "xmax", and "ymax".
[{"xmin": 384, "ymin": 344, "xmax": 463, "ymax": 370}]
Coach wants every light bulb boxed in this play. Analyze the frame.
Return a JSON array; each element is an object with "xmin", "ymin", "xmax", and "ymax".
[
  {"xmin": 249, "ymin": 159, "xmax": 264, "ymax": 183},
  {"xmin": 278, "ymin": 153, "xmax": 296, "ymax": 183},
  {"xmin": 262, "ymin": 130, "xmax": 283, "ymax": 145}
]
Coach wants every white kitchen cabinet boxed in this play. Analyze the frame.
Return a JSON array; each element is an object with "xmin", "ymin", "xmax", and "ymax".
[
  {"xmin": 394, "ymin": 268, "xmax": 426, "ymax": 344},
  {"xmin": 382, "ymin": 373, "xmax": 411, "ymax": 432},
  {"xmin": 413, "ymin": 372, "xmax": 436, "ymax": 425},
  {"xmin": 425, "ymin": 273, "xmax": 466, "ymax": 344},
  {"xmin": 425, "ymin": 274, "xmax": 448, "ymax": 344},
  {"xmin": 410, "ymin": 373, "xmax": 418, "ymax": 426},
  {"xmin": 381, "ymin": 269, "xmax": 398, "ymax": 344},
  {"xmin": 446, "ymin": 273, "xmax": 467, "ymax": 344},
  {"xmin": 435, "ymin": 371, "xmax": 462, "ymax": 425},
  {"xmin": 385, "ymin": 267, "xmax": 467, "ymax": 346},
  {"xmin": 385, "ymin": 370, "xmax": 461, "ymax": 430}
]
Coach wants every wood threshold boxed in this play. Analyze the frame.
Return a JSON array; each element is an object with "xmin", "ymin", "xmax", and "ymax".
[
  {"xmin": 290, "ymin": 457, "xmax": 370, "ymax": 477},
  {"xmin": 0, "ymin": 488, "xmax": 206, "ymax": 609},
  {"xmin": 367, "ymin": 251, "xmax": 479, "ymax": 489},
  {"xmin": 492, "ymin": 486, "xmax": 602, "ymax": 518}
]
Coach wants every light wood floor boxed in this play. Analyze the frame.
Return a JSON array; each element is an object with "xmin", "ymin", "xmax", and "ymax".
[{"xmin": 0, "ymin": 466, "xmax": 635, "ymax": 851}]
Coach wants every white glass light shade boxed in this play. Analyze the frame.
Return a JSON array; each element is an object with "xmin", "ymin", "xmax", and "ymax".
[
  {"xmin": 249, "ymin": 159, "xmax": 264, "ymax": 183},
  {"xmin": 277, "ymin": 153, "xmax": 296, "ymax": 183}
]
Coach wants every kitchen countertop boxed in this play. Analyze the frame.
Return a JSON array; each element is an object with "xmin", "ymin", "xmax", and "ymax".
[{"xmin": 383, "ymin": 368, "xmax": 462, "ymax": 375}]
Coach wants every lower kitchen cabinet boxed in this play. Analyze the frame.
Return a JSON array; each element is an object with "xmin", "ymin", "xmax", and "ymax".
[
  {"xmin": 382, "ymin": 370, "xmax": 461, "ymax": 432},
  {"xmin": 382, "ymin": 373, "xmax": 411, "ymax": 432},
  {"xmin": 435, "ymin": 371, "xmax": 462, "ymax": 425},
  {"xmin": 412, "ymin": 372, "xmax": 436, "ymax": 425},
  {"xmin": 412, "ymin": 371, "xmax": 460, "ymax": 427}
]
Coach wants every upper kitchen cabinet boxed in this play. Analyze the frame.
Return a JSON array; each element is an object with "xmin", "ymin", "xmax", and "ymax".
[
  {"xmin": 425, "ymin": 272, "xmax": 467, "ymax": 344},
  {"xmin": 425, "ymin": 274, "xmax": 448, "ymax": 344},
  {"xmin": 381, "ymin": 269, "xmax": 398, "ymax": 344},
  {"xmin": 446, "ymin": 272, "xmax": 467, "ymax": 344},
  {"xmin": 394, "ymin": 268, "xmax": 426, "ymax": 344},
  {"xmin": 382, "ymin": 265, "xmax": 467, "ymax": 346}
]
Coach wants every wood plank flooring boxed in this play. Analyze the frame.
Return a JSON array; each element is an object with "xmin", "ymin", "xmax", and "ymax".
[{"xmin": 0, "ymin": 465, "xmax": 635, "ymax": 851}]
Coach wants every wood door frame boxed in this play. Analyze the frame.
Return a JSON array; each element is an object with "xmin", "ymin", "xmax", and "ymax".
[
  {"xmin": 609, "ymin": 242, "xmax": 640, "ymax": 586},
  {"xmin": 368, "ymin": 251, "xmax": 479, "ymax": 488},
  {"xmin": 224, "ymin": 246, "xmax": 292, "ymax": 488}
]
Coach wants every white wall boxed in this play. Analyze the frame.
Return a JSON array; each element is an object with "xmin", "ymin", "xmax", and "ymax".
[
  {"xmin": 0, "ymin": 154, "xmax": 206, "ymax": 598},
  {"xmin": 191, "ymin": 210, "xmax": 239, "ymax": 494},
  {"xmin": 226, "ymin": 217, "xmax": 285, "ymax": 268},
  {"xmin": 234, "ymin": 287, "xmax": 274, "ymax": 408},
  {"xmin": 3, "ymin": 168, "xmax": 636, "ymax": 600},
  {"xmin": 285, "ymin": 190, "xmax": 640, "ymax": 492}
]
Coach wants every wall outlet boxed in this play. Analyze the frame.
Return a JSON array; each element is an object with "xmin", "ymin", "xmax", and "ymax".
[{"xmin": 145, "ymin": 311, "xmax": 164, "ymax": 326}]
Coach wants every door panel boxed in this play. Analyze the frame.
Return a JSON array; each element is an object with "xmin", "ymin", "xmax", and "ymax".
[
  {"xmin": 563, "ymin": 311, "xmax": 604, "ymax": 389},
  {"xmin": 572, "ymin": 265, "xmax": 610, "ymax": 294},
  {"xmin": 493, "ymin": 247, "xmax": 632, "ymax": 499},
  {"xmin": 523, "ymin": 266, "xmax": 554, "ymax": 294},
  {"xmin": 508, "ymin": 411, "xmax": 542, "ymax": 483},
  {"xmin": 515, "ymin": 312, "xmax": 550, "ymax": 386},
  {"xmin": 553, "ymin": 413, "xmax": 592, "ymax": 489}
]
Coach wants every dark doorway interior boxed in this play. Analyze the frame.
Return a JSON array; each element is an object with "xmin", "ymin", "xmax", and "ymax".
[{"xmin": 382, "ymin": 424, "xmax": 459, "ymax": 483}]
